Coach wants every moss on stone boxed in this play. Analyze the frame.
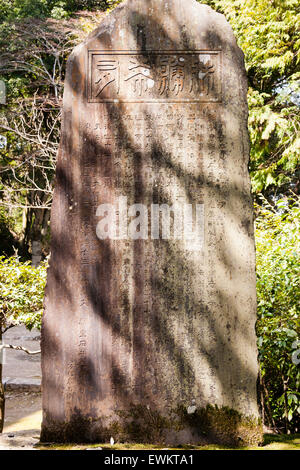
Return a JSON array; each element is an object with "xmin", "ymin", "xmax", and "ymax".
[
  {"xmin": 40, "ymin": 403, "xmax": 263, "ymax": 447},
  {"xmin": 175, "ymin": 404, "xmax": 263, "ymax": 447}
]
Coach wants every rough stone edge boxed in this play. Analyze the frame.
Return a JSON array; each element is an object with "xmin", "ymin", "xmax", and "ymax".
[{"xmin": 69, "ymin": 0, "xmax": 246, "ymax": 62}]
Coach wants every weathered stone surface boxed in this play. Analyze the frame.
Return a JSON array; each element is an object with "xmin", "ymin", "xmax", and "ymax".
[{"xmin": 41, "ymin": 0, "xmax": 261, "ymax": 445}]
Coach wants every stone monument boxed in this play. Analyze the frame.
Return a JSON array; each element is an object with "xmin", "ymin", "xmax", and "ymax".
[{"xmin": 41, "ymin": 0, "xmax": 262, "ymax": 446}]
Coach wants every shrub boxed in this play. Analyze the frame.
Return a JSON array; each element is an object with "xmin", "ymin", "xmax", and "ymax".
[
  {"xmin": 0, "ymin": 255, "xmax": 47, "ymax": 331},
  {"xmin": 256, "ymin": 196, "xmax": 300, "ymax": 432}
]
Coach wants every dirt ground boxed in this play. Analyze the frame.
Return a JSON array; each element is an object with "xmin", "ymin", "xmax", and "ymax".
[
  {"xmin": 4, "ymin": 391, "xmax": 42, "ymax": 432},
  {"xmin": 0, "ymin": 391, "xmax": 42, "ymax": 450}
]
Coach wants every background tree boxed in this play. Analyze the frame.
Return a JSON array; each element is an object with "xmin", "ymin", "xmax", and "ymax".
[
  {"xmin": 0, "ymin": 16, "xmax": 89, "ymax": 258},
  {"xmin": 201, "ymin": 0, "xmax": 300, "ymax": 198}
]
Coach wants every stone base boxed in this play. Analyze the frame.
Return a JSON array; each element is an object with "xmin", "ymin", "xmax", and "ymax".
[{"xmin": 40, "ymin": 405, "xmax": 263, "ymax": 447}]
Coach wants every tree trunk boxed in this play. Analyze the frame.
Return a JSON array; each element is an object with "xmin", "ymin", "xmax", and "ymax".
[
  {"xmin": 258, "ymin": 370, "xmax": 266, "ymax": 426},
  {"xmin": 282, "ymin": 374, "xmax": 289, "ymax": 434},
  {"xmin": 262, "ymin": 375, "xmax": 277, "ymax": 430},
  {"xmin": 32, "ymin": 240, "xmax": 42, "ymax": 267},
  {"xmin": 0, "ymin": 329, "xmax": 5, "ymax": 433}
]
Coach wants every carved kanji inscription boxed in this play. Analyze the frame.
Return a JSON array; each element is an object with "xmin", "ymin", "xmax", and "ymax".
[{"xmin": 88, "ymin": 51, "xmax": 222, "ymax": 102}]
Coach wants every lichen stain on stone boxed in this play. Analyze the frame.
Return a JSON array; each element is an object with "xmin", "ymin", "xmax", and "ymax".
[{"xmin": 41, "ymin": 404, "xmax": 263, "ymax": 447}]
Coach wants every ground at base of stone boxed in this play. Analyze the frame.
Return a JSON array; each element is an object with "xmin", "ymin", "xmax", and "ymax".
[
  {"xmin": 4, "ymin": 391, "xmax": 42, "ymax": 431},
  {"xmin": 0, "ymin": 391, "xmax": 42, "ymax": 449},
  {"xmin": 1, "ymin": 435, "xmax": 299, "ymax": 451},
  {"xmin": 0, "ymin": 392, "xmax": 299, "ymax": 450},
  {"xmin": 36, "ymin": 435, "xmax": 300, "ymax": 450}
]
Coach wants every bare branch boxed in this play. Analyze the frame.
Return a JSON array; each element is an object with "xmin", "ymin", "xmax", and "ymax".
[
  {"xmin": 0, "ymin": 202, "xmax": 51, "ymax": 210},
  {"xmin": 2, "ymin": 324, "xmax": 15, "ymax": 334},
  {"xmin": 0, "ymin": 344, "xmax": 41, "ymax": 355}
]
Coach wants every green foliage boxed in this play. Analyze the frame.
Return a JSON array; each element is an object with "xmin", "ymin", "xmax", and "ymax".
[
  {"xmin": 63, "ymin": 1, "xmax": 121, "ymax": 12},
  {"xmin": 256, "ymin": 196, "xmax": 300, "ymax": 431},
  {"xmin": 0, "ymin": 0, "xmax": 121, "ymax": 21},
  {"xmin": 200, "ymin": 0, "xmax": 300, "ymax": 195},
  {"xmin": 50, "ymin": 2, "xmax": 70, "ymax": 19},
  {"xmin": 11, "ymin": 0, "xmax": 49, "ymax": 19},
  {"xmin": 0, "ymin": 256, "xmax": 47, "ymax": 331}
]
